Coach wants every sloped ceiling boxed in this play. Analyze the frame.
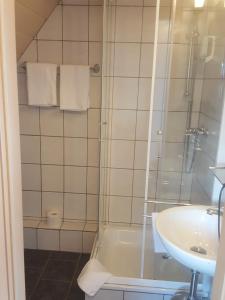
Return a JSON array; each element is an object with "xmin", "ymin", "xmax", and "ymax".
[{"xmin": 15, "ymin": 0, "xmax": 58, "ymax": 58}]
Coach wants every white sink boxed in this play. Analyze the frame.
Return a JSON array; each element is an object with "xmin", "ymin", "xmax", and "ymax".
[{"xmin": 156, "ymin": 205, "xmax": 219, "ymax": 276}]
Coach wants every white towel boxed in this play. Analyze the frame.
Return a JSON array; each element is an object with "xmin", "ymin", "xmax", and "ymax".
[
  {"xmin": 60, "ymin": 65, "xmax": 90, "ymax": 111},
  {"xmin": 26, "ymin": 62, "xmax": 57, "ymax": 106},
  {"xmin": 152, "ymin": 213, "xmax": 168, "ymax": 253},
  {"xmin": 77, "ymin": 258, "xmax": 112, "ymax": 296}
]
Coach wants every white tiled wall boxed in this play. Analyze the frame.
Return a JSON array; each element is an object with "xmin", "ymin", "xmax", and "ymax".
[
  {"xmin": 190, "ymin": 6, "xmax": 225, "ymax": 204},
  {"xmin": 24, "ymin": 219, "xmax": 97, "ymax": 253},
  {"xmin": 18, "ymin": 0, "xmax": 103, "ymax": 226},
  {"xmin": 100, "ymin": 0, "xmax": 201, "ymax": 224}
]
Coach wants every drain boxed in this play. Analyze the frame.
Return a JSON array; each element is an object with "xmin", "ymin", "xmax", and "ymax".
[{"xmin": 190, "ymin": 246, "xmax": 207, "ymax": 255}]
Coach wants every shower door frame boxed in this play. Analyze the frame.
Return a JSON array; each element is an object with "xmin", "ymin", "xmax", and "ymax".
[{"xmin": 0, "ymin": 0, "xmax": 25, "ymax": 299}]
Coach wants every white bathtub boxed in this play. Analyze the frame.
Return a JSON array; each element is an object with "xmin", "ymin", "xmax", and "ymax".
[{"xmin": 86, "ymin": 225, "xmax": 207, "ymax": 299}]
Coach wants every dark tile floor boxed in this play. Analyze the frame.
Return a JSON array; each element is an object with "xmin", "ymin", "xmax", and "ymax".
[{"xmin": 24, "ymin": 249, "xmax": 90, "ymax": 300}]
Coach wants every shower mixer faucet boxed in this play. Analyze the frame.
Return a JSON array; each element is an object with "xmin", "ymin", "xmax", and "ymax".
[{"xmin": 185, "ymin": 127, "xmax": 208, "ymax": 136}]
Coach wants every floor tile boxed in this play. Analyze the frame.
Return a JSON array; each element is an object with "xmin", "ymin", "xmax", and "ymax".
[
  {"xmin": 76, "ymin": 254, "xmax": 90, "ymax": 276},
  {"xmin": 24, "ymin": 249, "xmax": 51, "ymax": 270},
  {"xmin": 31, "ymin": 279, "xmax": 70, "ymax": 300},
  {"xmin": 50, "ymin": 250, "xmax": 81, "ymax": 262},
  {"xmin": 25, "ymin": 268, "xmax": 41, "ymax": 298},
  {"xmin": 42, "ymin": 259, "xmax": 77, "ymax": 281},
  {"xmin": 66, "ymin": 282, "xmax": 85, "ymax": 300}
]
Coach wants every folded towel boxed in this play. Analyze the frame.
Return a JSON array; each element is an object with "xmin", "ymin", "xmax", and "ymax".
[
  {"xmin": 152, "ymin": 213, "xmax": 168, "ymax": 253},
  {"xmin": 26, "ymin": 62, "xmax": 57, "ymax": 106},
  {"xmin": 60, "ymin": 65, "xmax": 90, "ymax": 111},
  {"xmin": 77, "ymin": 258, "xmax": 112, "ymax": 296}
]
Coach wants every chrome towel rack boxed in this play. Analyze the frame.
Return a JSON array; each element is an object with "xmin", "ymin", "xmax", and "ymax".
[{"xmin": 20, "ymin": 62, "xmax": 101, "ymax": 74}]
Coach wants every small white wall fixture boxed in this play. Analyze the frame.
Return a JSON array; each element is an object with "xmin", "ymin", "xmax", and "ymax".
[{"xmin": 0, "ymin": 0, "xmax": 25, "ymax": 299}]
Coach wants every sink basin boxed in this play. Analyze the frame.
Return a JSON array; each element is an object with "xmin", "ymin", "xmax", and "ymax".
[{"xmin": 156, "ymin": 205, "xmax": 219, "ymax": 276}]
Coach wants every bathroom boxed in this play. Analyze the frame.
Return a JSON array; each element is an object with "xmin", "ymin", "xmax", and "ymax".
[{"xmin": 1, "ymin": 0, "xmax": 225, "ymax": 299}]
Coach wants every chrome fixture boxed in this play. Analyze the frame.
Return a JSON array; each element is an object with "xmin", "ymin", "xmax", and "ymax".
[
  {"xmin": 172, "ymin": 271, "xmax": 201, "ymax": 300},
  {"xmin": 20, "ymin": 62, "xmax": 101, "ymax": 74},
  {"xmin": 206, "ymin": 207, "xmax": 223, "ymax": 216},
  {"xmin": 209, "ymin": 165, "xmax": 225, "ymax": 170},
  {"xmin": 190, "ymin": 246, "xmax": 207, "ymax": 255},
  {"xmin": 185, "ymin": 127, "xmax": 208, "ymax": 136}
]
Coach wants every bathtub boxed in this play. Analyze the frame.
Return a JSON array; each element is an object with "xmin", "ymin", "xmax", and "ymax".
[{"xmin": 86, "ymin": 225, "xmax": 208, "ymax": 300}]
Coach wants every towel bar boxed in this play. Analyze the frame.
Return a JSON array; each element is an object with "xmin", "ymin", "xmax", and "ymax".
[{"xmin": 20, "ymin": 62, "xmax": 101, "ymax": 74}]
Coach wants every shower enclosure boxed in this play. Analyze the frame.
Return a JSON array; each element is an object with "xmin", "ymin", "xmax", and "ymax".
[{"xmin": 91, "ymin": 0, "xmax": 225, "ymax": 298}]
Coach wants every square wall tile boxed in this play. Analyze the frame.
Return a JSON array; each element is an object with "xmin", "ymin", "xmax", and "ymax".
[
  {"xmin": 17, "ymin": 73, "xmax": 27, "ymax": 104},
  {"xmin": 114, "ymin": 43, "xmax": 140, "ymax": 77},
  {"xmin": 142, "ymin": 7, "xmax": 170, "ymax": 43},
  {"xmin": 64, "ymin": 193, "xmax": 86, "ymax": 220},
  {"xmin": 63, "ymin": 6, "xmax": 88, "ymax": 41},
  {"xmin": 60, "ymin": 230, "xmax": 82, "ymax": 252},
  {"xmin": 22, "ymin": 164, "xmax": 41, "ymax": 191},
  {"xmin": 140, "ymin": 43, "xmax": 153, "ymax": 77},
  {"xmin": 19, "ymin": 105, "xmax": 40, "ymax": 135},
  {"xmin": 41, "ymin": 136, "xmax": 63, "ymax": 165},
  {"xmin": 168, "ymin": 79, "xmax": 188, "ymax": 111},
  {"xmin": 109, "ymin": 168, "xmax": 133, "ymax": 196},
  {"xmin": 63, "ymin": 41, "xmax": 88, "ymax": 65},
  {"xmin": 42, "ymin": 165, "xmax": 63, "ymax": 192},
  {"xmin": 132, "ymin": 197, "xmax": 153, "ymax": 224},
  {"xmin": 110, "ymin": 140, "xmax": 135, "ymax": 169},
  {"xmin": 161, "ymin": 142, "xmax": 184, "ymax": 172},
  {"xmin": 64, "ymin": 166, "xmax": 87, "ymax": 193},
  {"xmin": 87, "ymin": 167, "xmax": 99, "ymax": 194},
  {"xmin": 136, "ymin": 111, "xmax": 149, "ymax": 141},
  {"xmin": 64, "ymin": 138, "xmax": 87, "ymax": 166},
  {"xmin": 138, "ymin": 78, "xmax": 165, "ymax": 111},
  {"xmin": 88, "ymin": 139, "xmax": 100, "ymax": 167},
  {"xmin": 24, "ymin": 228, "xmax": 37, "ymax": 249},
  {"xmin": 38, "ymin": 229, "xmax": 59, "ymax": 251},
  {"xmin": 90, "ymin": 77, "xmax": 102, "ymax": 109},
  {"xmin": 156, "ymin": 171, "xmax": 181, "ymax": 200},
  {"xmin": 42, "ymin": 192, "xmax": 63, "ymax": 218},
  {"xmin": 117, "ymin": 0, "xmax": 142, "ymax": 4},
  {"xmin": 171, "ymin": 44, "xmax": 188, "ymax": 78},
  {"xmin": 87, "ymin": 194, "xmax": 98, "ymax": 221},
  {"xmin": 165, "ymin": 112, "xmax": 187, "ymax": 143},
  {"xmin": 89, "ymin": 42, "xmax": 103, "ymax": 74},
  {"xmin": 38, "ymin": 41, "xmax": 62, "ymax": 64},
  {"xmin": 115, "ymin": 7, "xmax": 142, "ymax": 42},
  {"xmin": 88, "ymin": 109, "xmax": 100, "ymax": 138},
  {"xmin": 23, "ymin": 191, "xmax": 41, "ymax": 217},
  {"xmin": 134, "ymin": 141, "xmax": 159, "ymax": 170},
  {"xmin": 63, "ymin": 0, "xmax": 88, "ymax": 4},
  {"xmin": 38, "ymin": 6, "xmax": 62, "ymax": 40},
  {"xmin": 133, "ymin": 170, "xmax": 157, "ymax": 198},
  {"xmin": 64, "ymin": 111, "xmax": 87, "ymax": 137},
  {"xmin": 83, "ymin": 232, "xmax": 96, "ymax": 253},
  {"xmin": 21, "ymin": 135, "xmax": 40, "ymax": 164},
  {"xmin": 112, "ymin": 110, "xmax": 136, "ymax": 140},
  {"xmin": 89, "ymin": 6, "xmax": 103, "ymax": 42},
  {"xmin": 40, "ymin": 108, "xmax": 63, "ymax": 136},
  {"xmin": 18, "ymin": 40, "xmax": 38, "ymax": 66},
  {"xmin": 113, "ymin": 77, "xmax": 138, "ymax": 109},
  {"xmin": 109, "ymin": 196, "xmax": 132, "ymax": 223}
]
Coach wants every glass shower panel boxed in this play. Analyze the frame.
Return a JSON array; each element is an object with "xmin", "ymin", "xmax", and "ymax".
[{"xmin": 155, "ymin": 0, "xmax": 225, "ymax": 211}]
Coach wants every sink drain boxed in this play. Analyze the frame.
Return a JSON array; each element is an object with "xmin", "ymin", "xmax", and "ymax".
[{"xmin": 190, "ymin": 246, "xmax": 207, "ymax": 255}]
